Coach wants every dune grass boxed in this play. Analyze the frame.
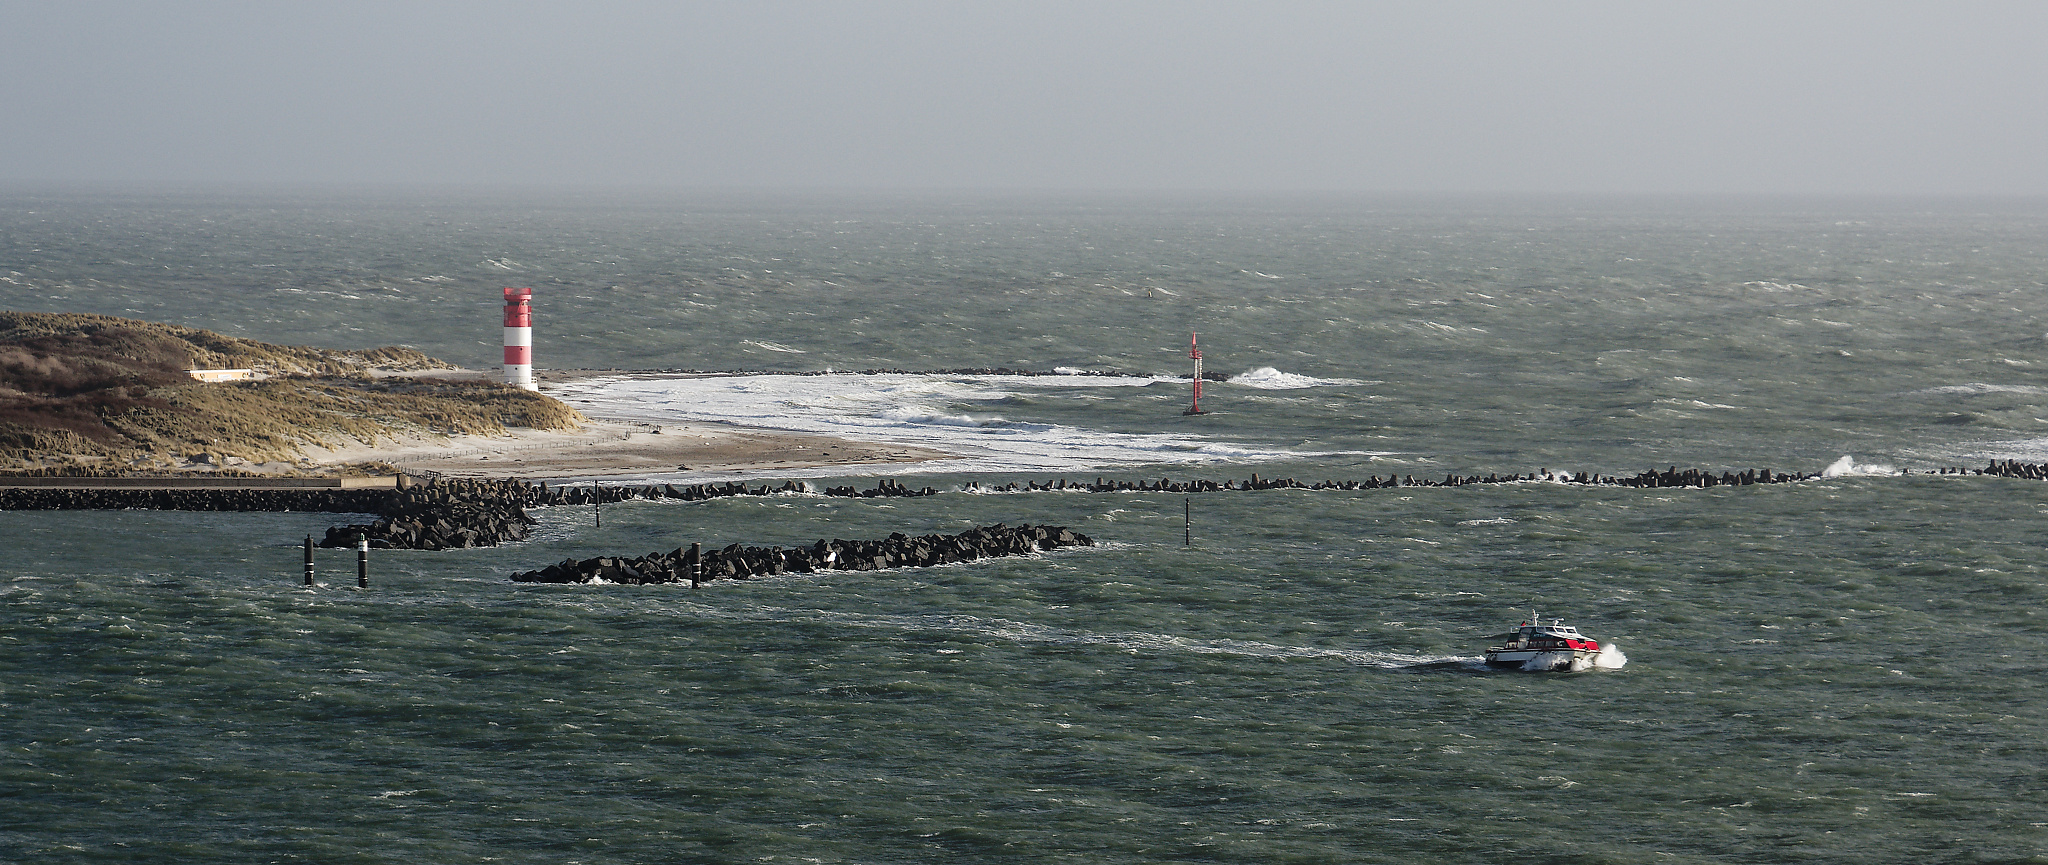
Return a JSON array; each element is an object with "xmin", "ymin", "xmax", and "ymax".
[{"xmin": 0, "ymin": 311, "xmax": 584, "ymax": 473}]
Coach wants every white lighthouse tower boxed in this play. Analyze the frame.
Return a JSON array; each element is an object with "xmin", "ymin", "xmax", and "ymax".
[{"xmin": 502, "ymin": 287, "xmax": 536, "ymax": 390}]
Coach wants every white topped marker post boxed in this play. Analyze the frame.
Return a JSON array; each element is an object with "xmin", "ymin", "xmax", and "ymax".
[
  {"xmin": 503, "ymin": 287, "xmax": 536, "ymax": 390},
  {"xmin": 1181, "ymin": 331, "xmax": 1205, "ymax": 416}
]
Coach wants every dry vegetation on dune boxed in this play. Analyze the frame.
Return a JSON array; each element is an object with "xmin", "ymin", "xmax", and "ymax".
[
  {"xmin": 0, "ymin": 311, "xmax": 458, "ymax": 376},
  {"xmin": 0, "ymin": 311, "xmax": 585, "ymax": 473}
]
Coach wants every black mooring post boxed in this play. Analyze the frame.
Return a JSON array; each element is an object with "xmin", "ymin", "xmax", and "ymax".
[
  {"xmin": 688, "ymin": 542, "xmax": 702, "ymax": 588},
  {"xmin": 1185, "ymin": 496, "xmax": 1192, "ymax": 546},
  {"xmin": 304, "ymin": 536, "xmax": 315, "ymax": 586},
  {"xmin": 356, "ymin": 531, "xmax": 369, "ymax": 588},
  {"xmin": 594, "ymin": 480, "xmax": 602, "ymax": 528}
]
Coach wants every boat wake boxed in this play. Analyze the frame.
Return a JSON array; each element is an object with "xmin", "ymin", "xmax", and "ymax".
[
  {"xmin": 1528, "ymin": 643, "xmax": 1628, "ymax": 672},
  {"xmin": 614, "ymin": 598, "xmax": 1469, "ymax": 671}
]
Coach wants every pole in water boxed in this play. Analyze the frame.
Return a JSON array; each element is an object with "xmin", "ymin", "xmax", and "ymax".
[
  {"xmin": 688, "ymin": 541, "xmax": 702, "ymax": 588},
  {"xmin": 355, "ymin": 532, "xmax": 369, "ymax": 588},
  {"xmin": 303, "ymin": 536, "xmax": 315, "ymax": 586},
  {"xmin": 594, "ymin": 480, "xmax": 601, "ymax": 528},
  {"xmin": 1185, "ymin": 496, "xmax": 1192, "ymax": 546},
  {"xmin": 1182, "ymin": 331, "xmax": 1206, "ymax": 416}
]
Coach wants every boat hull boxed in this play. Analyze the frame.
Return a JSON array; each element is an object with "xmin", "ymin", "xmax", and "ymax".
[{"xmin": 1484, "ymin": 648, "xmax": 1599, "ymax": 672}]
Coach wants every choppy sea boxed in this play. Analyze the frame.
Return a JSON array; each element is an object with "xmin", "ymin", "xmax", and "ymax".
[{"xmin": 5, "ymin": 189, "xmax": 2048, "ymax": 862}]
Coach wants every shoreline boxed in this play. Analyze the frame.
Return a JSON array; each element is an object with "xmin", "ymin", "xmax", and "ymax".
[{"xmin": 301, "ymin": 368, "xmax": 956, "ymax": 481}]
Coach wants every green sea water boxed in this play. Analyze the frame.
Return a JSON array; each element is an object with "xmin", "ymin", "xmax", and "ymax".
[{"xmin": 4, "ymin": 190, "xmax": 2048, "ymax": 862}]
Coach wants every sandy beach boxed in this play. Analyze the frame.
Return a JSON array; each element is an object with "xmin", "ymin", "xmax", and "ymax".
[{"xmin": 305, "ymin": 369, "xmax": 952, "ymax": 480}]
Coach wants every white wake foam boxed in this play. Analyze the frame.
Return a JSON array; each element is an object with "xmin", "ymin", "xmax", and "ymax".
[
  {"xmin": 1228, "ymin": 367, "xmax": 1366, "ymax": 390},
  {"xmin": 656, "ymin": 601, "xmax": 1459, "ymax": 670}
]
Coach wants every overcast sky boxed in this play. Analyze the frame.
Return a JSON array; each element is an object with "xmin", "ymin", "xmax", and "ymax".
[{"xmin": 2, "ymin": 1, "xmax": 2043, "ymax": 195}]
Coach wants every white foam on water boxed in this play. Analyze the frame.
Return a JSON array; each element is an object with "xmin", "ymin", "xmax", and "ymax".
[
  {"xmin": 1592, "ymin": 642, "xmax": 1628, "ymax": 670},
  {"xmin": 1822, "ymin": 455, "xmax": 1898, "ymax": 477},
  {"xmin": 1950, "ymin": 436, "xmax": 2048, "ymax": 463},
  {"xmin": 668, "ymin": 602, "xmax": 1461, "ymax": 671},
  {"xmin": 1227, "ymin": 367, "xmax": 1366, "ymax": 390},
  {"xmin": 1908, "ymin": 383, "xmax": 2048, "ymax": 397},
  {"xmin": 1522, "ymin": 651, "xmax": 1577, "ymax": 672},
  {"xmin": 550, "ymin": 372, "xmax": 1323, "ymax": 475}
]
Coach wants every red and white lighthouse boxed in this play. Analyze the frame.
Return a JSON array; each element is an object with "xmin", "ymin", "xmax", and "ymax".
[{"xmin": 502, "ymin": 287, "xmax": 535, "ymax": 390}]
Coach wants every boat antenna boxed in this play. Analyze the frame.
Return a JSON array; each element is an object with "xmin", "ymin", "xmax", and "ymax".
[{"xmin": 1182, "ymin": 331, "xmax": 1206, "ymax": 416}]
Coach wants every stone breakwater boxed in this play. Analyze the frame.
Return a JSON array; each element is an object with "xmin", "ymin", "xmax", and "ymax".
[
  {"xmin": 510, "ymin": 523, "xmax": 1094, "ymax": 585},
  {"xmin": 7, "ymin": 461, "xmax": 2048, "ymax": 552},
  {"xmin": 317, "ymin": 479, "xmax": 929, "ymax": 549},
  {"xmin": 970, "ymin": 461, "xmax": 2048, "ymax": 492},
  {"xmin": 548, "ymin": 478, "xmax": 937, "ymax": 504},
  {"xmin": 0, "ymin": 485, "xmax": 405, "ymax": 514},
  {"xmin": 318, "ymin": 483, "xmax": 537, "ymax": 551},
  {"xmin": 973, "ymin": 466, "xmax": 1824, "ymax": 493}
]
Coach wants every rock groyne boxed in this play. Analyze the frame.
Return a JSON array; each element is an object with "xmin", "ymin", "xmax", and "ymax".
[
  {"xmin": 510, "ymin": 523, "xmax": 1094, "ymax": 585},
  {"xmin": 8, "ymin": 461, "xmax": 2048, "ymax": 552}
]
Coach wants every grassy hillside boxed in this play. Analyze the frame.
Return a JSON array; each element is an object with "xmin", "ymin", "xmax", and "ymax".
[{"xmin": 0, "ymin": 311, "xmax": 585, "ymax": 473}]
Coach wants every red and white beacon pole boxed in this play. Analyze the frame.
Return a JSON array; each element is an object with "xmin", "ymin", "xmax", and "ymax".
[
  {"xmin": 1182, "ymin": 331, "xmax": 1206, "ymax": 416},
  {"xmin": 503, "ymin": 287, "xmax": 536, "ymax": 391}
]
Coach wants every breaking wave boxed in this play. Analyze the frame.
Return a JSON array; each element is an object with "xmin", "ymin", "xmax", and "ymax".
[
  {"xmin": 1822, "ymin": 455, "xmax": 1899, "ymax": 477},
  {"xmin": 1228, "ymin": 367, "xmax": 1366, "ymax": 390},
  {"xmin": 547, "ymin": 371, "xmax": 1326, "ymax": 478}
]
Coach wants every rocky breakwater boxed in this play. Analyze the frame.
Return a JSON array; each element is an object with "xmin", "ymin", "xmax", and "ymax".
[
  {"xmin": 511, "ymin": 523, "xmax": 1093, "ymax": 585},
  {"xmin": 969, "ymin": 467, "xmax": 1824, "ymax": 494},
  {"xmin": 547, "ymin": 478, "xmax": 934, "ymax": 504},
  {"xmin": 319, "ymin": 478, "xmax": 539, "ymax": 551},
  {"xmin": 0, "ymin": 485, "xmax": 400, "ymax": 513}
]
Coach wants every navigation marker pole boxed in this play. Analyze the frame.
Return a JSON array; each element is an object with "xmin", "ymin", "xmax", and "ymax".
[
  {"xmin": 1182, "ymin": 332, "xmax": 1206, "ymax": 416},
  {"xmin": 304, "ymin": 536, "xmax": 315, "ymax": 586},
  {"xmin": 356, "ymin": 532, "xmax": 369, "ymax": 588}
]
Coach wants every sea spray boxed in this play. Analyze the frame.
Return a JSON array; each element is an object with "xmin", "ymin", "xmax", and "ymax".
[{"xmin": 1823, "ymin": 454, "xmax": 1901, "ymax": 477}]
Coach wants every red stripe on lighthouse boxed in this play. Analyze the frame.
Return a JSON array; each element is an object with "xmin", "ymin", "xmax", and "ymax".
[{"xmin": 503, "ymin": 288, "xmax": 531, "ymax": 327}]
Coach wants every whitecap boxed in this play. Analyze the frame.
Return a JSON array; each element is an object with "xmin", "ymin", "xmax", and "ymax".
[
  {"xmin": 1228, "ymin": 367, "xmax": 1365, "ymax": 390},
  {"xmin": 740, "ymin": 340, "xmax": 807, "ymax": 354},
  {"xmin": 1907, "ymin": 383, "xmax": 2048, "ymax": 397},
  {"xmin": 1822, "ymin": 455, "xmax": 1899, "ymax": 477},
  {"xmin": 545, "ymin": 372, "xmax": 1329, "ymax": 478}
]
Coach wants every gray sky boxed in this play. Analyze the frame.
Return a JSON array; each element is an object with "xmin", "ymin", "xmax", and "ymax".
[{"xmin": 3, "ymin": 1, "xmax": 2043, "ymax": 195}]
